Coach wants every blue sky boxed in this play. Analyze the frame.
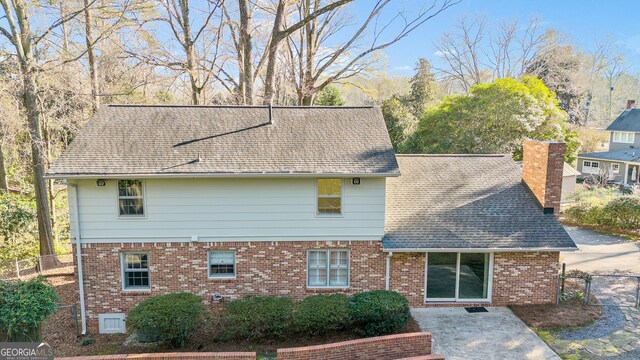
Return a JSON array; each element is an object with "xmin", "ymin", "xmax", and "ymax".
[{"xmin": 351, "ymin": 0, "xmax": 640, "ymax": 75}]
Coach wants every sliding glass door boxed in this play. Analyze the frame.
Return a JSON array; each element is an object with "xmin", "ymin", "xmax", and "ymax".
[{"xmin": 425, "ymin": 252, "xmax": 491, "ymax": 302}]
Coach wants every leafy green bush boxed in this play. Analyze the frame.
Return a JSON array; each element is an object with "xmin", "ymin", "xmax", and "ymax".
[
  {"xmin": 348, "ymin": 290, "xmax": 410, "ymax": 336},
  {"xmin": 0, "ymin": 276, "xmax": 58, "ymax": 341},
  {"xmin": 127, "ymin": 292, "xmax": 204, "ymax": 348},
  {"xmin": 293, "ymin": 294, "xmax": 350, "ymax": 336},
  {"xmin": 564, "ymin": 189, "xmax": 640, "ymax": 230},
  {"xmin": 222, "ymin": 295, "xmax": 294, "ymax": 340}
]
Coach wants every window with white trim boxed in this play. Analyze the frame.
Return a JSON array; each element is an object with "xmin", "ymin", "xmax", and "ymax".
[
  {"xmin": 208, "ymin": 251, "xmax": 236, "ymax": 278},
  {"xmin": 317, "ymin": 179, "xmax": 342, "ymax": 214},
  {"xmin": 611, "ymin": 163, "xmax": 620, "ymax": 174},
  {"xmin": 122, "ymin": 252, "xmax": 150, "ymax": 290},
  {"xmin": 118, "ymin": 180, "xmax": 144, "ymax": 216},
  {"xmin": 612, "ymin": 131, "xmax": 635, "ymax": 144},
  {"xmin": 307, "ymin": 250, "xmax": 349, "ymax": 287},
  {"xmin": 583, "ymin": 160, "xmax": 600, "ymax": 174}
]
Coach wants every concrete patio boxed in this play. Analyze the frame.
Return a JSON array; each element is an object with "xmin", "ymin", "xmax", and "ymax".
[{"xmin": 411, "ymin": 307, "xmax": 560, "ymax": 360}]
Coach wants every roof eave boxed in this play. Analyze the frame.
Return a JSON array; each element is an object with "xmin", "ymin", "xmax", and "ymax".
[
  {"xmin": 382, "ymin": 246, "xmax": 578, "ymax": 252},
  {"xmin": 45, "ymin": 171, "xmax": 401, "ymax": 180}
]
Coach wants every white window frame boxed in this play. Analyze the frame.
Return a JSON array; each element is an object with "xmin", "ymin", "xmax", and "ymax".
[
  {"xmin": 306, "ymin": 249, "xmax": 350, "ymax": 288},
  {"xmin": 613, "ymin": 131, "xmax": 635, "ymax": 144},
  {"xmin": 611, "ymin": 163, "xmax": 620, "ymax": 174},
  {"xmin": 424, "ymin": 252, "xmax": 494, "ymax": 304},
  {"xmin": 117, "ymin": 179, "xmax": 146, "ymax": 218},
  {"xmin": 208, "ymin": 251, "xmax": 236, "ymax": 279},
  {"xmin": 121, "ymin": 252, "xmax": 150, "ymax": 291},
  {"xmin": 316, "ymin": 179, "xmax": 343, "ymax": 216},
  {"xmin": 582, "ymin": 160, "xmax": 601, "ymax": 175}
]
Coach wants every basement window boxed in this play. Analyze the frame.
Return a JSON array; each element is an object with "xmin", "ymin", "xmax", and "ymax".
[
  {"xmin": 317, "ymin": 179, "xmax": 342, "ymax": 214},
  {"xmin": 208, "ymin": 251, "xmax": 236, "ymax": 278},
  {"xmin": 122, "ymin": 252, "xmax": 150, "ymax": 290},
  {"xmin": 118, "ymin": 180, "xmax": 145, "ymax": 216}
]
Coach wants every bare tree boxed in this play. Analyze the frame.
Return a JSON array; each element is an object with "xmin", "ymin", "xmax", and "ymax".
[
  {"xmin": 0, "ymin": 136, "xmax": 7, "ymax": 192},
  {"xmin": 0, "ymin": 0, "xmax": 91, "ymax": 257},
  {"xmin": 435, "ymin": 16, "xmax": 549, "ymax": 93},
  {"xmin": 84, "ymin": 0, "xmax": 100, "ymax": 111}
]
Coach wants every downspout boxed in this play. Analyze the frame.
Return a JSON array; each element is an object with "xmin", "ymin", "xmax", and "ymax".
[
  {"xmin": 68, "ymin": 182, "xmax": 87, "ymax": 335},
  {"xmin": 385, "ymin": 252, "xmax": 393, "ymax": 290}
]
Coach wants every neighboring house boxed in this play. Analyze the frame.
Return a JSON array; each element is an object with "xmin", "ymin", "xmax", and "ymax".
[
  {"xmin": 47, "ymin": 105, "xmax": 576, "ymax": 335},
  {"xmin": 577, "ymin": 100, "xmax": 640, "ymax": 184},
  {"xmin": 562, "ymin": 162, "xmax": 580, "ymax": 201}
]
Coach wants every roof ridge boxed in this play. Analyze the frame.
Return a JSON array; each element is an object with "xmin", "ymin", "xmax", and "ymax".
[
  {"xmin": 106, "ymin": 104, "xmax": 375, "ymax": 109},
  {"xmin": 396, "ymin": 154, "xmax": 507, "ymax": 158}
]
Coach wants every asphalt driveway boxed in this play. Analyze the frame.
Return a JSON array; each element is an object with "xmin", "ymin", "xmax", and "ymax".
[
  {"xmin": 561, "ymin": 226, "xmax": 640, "ymax": 274},
  {"xmin": 412, "ymin": 307, "xmax": 560, "ymax": 360}
]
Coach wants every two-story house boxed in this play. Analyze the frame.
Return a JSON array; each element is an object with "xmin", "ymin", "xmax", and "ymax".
[
  {"xmin": 577, "ymin": 100, "xmax": 640, "ymax": 184},
  {"xmin": 47, "ymin": 105, "xmax": 576, "ymax": 335}
]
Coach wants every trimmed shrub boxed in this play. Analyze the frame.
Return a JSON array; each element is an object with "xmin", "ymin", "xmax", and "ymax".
[
  {"xmin": 127, "ymin": 292, "xmax": 204, "ymax": 348},
  {"xmin": 222, "ymin": 295, "xmax": 294, "ymax": 340},
  {"xmin": 0, "ymin": 276, "xmax": 58, "ymax": 342},
  {"xmin": 601, "ymin": 196, "xmax": 640, "ymax": 229},
  {"xmin": 293, "ymin": 294, "xmax": 350, "ymax": 336},
  {"xmin": 348, "ymin": 290, "xmax": 410, "ymax": 336},
  {"xmin": 564, "ymin": 191, "xmax": 640, "ymax": 230}
]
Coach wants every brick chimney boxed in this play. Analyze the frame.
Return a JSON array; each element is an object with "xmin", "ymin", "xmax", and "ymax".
[
  {"xmin": 522, "ymin": 140, "xmax": 566, "ymax": 215},
  {"xmin": 627, "ymin": 100, "xmax": 636, "ymax": 109}
]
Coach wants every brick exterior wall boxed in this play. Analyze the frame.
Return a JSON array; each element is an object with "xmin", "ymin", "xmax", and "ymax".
[
  {"xmin": 56, "ymin": 352, "xmax": 256, "ymax": 360},
  {"xmin": 388, "ymin": 251, "xmax": 559, "ymax": 307},
  {"xmin": 492, "ymin": 252, "xmax": 560, "ymax": 305},
  {"xmin": 77, "ymin": 241, "xmax": 385, "ymax": 332},
  {"xmin": 522, "ymin": 140, "xmax": 566, "ymax": 215},
  {"xmin": 276, "ymin": 332, "xmax": 435, "ymax": 360},
  {"xmin": 75, "ymin": 240, "xmax": 559, "ymax": 333},
  {"xmin": 389, "ymin": 253, "xmax": 425, "ymax": 307}
]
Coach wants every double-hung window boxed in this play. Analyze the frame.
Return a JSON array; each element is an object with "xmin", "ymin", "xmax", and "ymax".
[
  {"xmin": 122, "ymin": 252, "xmax": 150, "ymax": 290},
  {"xmin": 208, "ymin": 251, "xmax": 236, "ymax": 278},
  {"xmin": 307, "ymin": 250, "xmax": 349, "ymax": 288},
  {"xmin": 317, "ymin": 179, "xmax": 342, "ymax": 214},
  {"xmin": 118, "ymin": 180, "xmax": 144, "ymax": 216},
  {"xmin": 613, "ymin": 131, "xmax": 635, "ymax": 144},
  {"xmin": 611, "ymin": 163, "xmax": 620, "ymax": 174}
]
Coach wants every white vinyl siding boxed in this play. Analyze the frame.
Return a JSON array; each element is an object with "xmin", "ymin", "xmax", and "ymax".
[
  {"xmin": 307, "ymin": 250, "xmax": 349, "ymax": 288},
  {"xmin": 208, "ymin": 251, "xmax": 236, "ymax": 278},
  {"xmin": 612, "ymin": 131, "xmax": 635, "ymax": 144},
  {"xmin": 68, "ymin": 177, "xmax": 385, "ymax": 242}
]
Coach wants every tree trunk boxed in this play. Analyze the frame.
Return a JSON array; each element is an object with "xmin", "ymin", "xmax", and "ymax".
[
  {"xmin": 263, "ymin": 1, "xmax": 287, "ymax": 105},
  {"xmin": 238, "ymin": 0, "xmax": 253, "ymax": 104},
  {"xmin": 0, "ymin": 141, "xmax": 7, "ymax": 192},
  {"xmin": 21, "ymin": 61, "xmax": 55, "ymax": 257},
  {"xmin": 83, "ymin": 0, "xmax": 100, "ymax": 111}
]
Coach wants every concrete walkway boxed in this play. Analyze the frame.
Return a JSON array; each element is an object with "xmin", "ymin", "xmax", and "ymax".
[
  {"xmin": 561, "ymin": 226, "xmax": 640, "ymax": 274},
  {"xmin": 411, "ymin": 307, "xmax": 560, "ymax": 360}
]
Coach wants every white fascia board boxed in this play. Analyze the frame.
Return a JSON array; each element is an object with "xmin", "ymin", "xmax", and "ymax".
[
  {"xmin": 45, "ymin": 172, "xmax": 401, "ymax": 179},
  {"xmin": 383, "ymin": 247, "xmax": 578, "ymax": 252}
]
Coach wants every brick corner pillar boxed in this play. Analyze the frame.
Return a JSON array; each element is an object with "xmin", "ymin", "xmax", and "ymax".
[{"xmin": 522, "ymin": 140, "xmax": 566, "ymax": 215}]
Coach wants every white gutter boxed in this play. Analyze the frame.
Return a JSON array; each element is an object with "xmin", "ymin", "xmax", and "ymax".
[
  {"xmin": 68, "ymin": 182, "xmax": 87, "ymax": 335},
  {"xmin": 385, "ymin": 252, "xmax": 393, "ymax": 290},
  {"xmin": 44, "ymin": 172, "xmax": 401, "ymax": 180},
  {"xmin": 383, "ymin": 247, "xmax": 578, "ymax": 253}
]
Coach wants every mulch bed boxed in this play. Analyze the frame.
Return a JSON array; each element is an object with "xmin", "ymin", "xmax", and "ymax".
[{"xmin": 44, "ymin": 274, "xmax": 423, "ymax": 357}]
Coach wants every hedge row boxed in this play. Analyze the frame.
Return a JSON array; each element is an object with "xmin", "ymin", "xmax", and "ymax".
[
  {"xmin": 127, "ymin": 290, "xmax": 410, "ymax": 347},
  {"xmin": 222, "ymin": 291, "xmax": 410, "ymax": 340},
  {"xmin": 564, "ymin": 195, "xmax": 640, "ymax": 230}
]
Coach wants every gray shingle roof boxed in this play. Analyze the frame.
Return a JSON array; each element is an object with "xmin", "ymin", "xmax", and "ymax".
[
  {"xmin": 383, "ymin": 155, "xmax": 577, "ymax": 250},
  {"xmin": 606, "ymin": 109, "xmax": 640, "ymax": 132},
  {"xmin": 578, "ymin": 150, "xmax": 640, "ymax": 163},
  {"xmin": 563, "ymin": 162, "xmax": 581, "ymax": 177},
  {"xmin": 47, "ymin": 105, "xmax": 399, "ymax": 177}
]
